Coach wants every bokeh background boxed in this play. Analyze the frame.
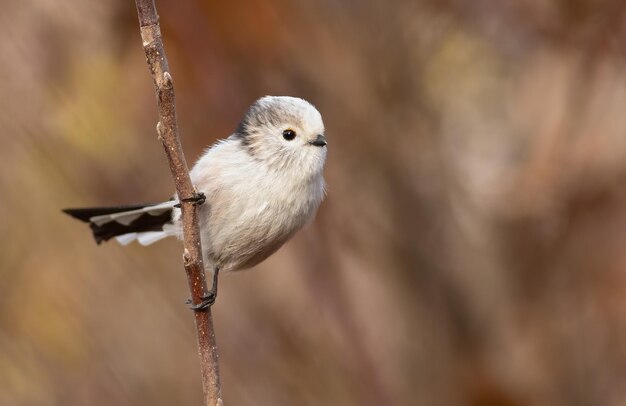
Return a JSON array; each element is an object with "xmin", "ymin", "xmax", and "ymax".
[{"xmin": 2, "ymin": 0, "xmax": 626, "ymax": 405}]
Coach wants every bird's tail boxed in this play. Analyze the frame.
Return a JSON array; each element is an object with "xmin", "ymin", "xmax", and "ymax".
[{"xmin": 62, "ymin": 200, "xmax": 179, "ymax": 246}]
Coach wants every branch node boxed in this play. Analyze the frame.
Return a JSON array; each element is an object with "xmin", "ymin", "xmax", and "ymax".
[
  {"xmin": 156, "ymin": 121, "xmax": 165, "ymax": 140},
  {"xmin": 183, "ymin": 248, "xmax": 191, "ymax": 266},
  {"xmin": 163, "ymin": 71, "xmax": 173, "ymax": 88}
]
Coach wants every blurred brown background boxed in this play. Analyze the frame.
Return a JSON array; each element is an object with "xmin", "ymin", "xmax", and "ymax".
[{"xmin": 2, "ymin": 0, "xmax": 626, "ymax": 405}]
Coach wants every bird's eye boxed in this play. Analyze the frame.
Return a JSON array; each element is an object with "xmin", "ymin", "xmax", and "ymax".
[{"xmin": 282, "ymin": 129, "xmax": 296, "ymax": 141}]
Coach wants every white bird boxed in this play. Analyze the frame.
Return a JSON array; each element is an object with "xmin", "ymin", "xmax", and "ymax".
[{"xmin": 64, "ymin": 96, "xmax": 327, "ymax": 308}]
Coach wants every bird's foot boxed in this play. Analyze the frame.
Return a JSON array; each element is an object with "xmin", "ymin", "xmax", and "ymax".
[
  {"xmin": 185, "ymin": 292, "xmax": 216, "ymax": 311},
  {"xmin": 175, "ymin": 192, "xmax": 206, "ymax": 208},
  {"xmin": 185, "ymin": 267, "xmax": 219, "ymax": 311}
]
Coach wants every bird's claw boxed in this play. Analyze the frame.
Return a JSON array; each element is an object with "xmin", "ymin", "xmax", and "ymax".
[
  {"xmin": 186, "ymin": 292, "xmax": 216, "ymax": 311},
  {"xmin": 175, "ymin": 192, "xmax": 206, "ymax": 208},
  {"xmin": 185, "ymin": 267, "xmax": 219, "ymax": 311}
]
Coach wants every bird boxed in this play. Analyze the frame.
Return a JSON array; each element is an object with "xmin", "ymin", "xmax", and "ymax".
[{"xmin": 63, "ymin": 96, "xmax": 327, "ymax": 308}]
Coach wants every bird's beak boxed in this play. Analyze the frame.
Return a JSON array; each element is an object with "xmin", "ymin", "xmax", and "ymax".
[{"xmin": 309, "ymin": 134, "xmax": 327, "ymax": 147}]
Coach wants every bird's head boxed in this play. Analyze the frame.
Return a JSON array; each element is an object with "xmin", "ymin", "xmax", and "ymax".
[{"xmin": 234, "ymin": 96, "xmax": 327, "ymax": 179}]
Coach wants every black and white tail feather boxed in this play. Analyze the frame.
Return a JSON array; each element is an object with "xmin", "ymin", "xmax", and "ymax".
[{"xmin": 62, "ymin": 200, "xmax": 178, "ymax": 246}]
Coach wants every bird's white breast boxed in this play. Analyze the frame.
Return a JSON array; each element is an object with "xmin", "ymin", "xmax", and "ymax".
[{"xmin": 185, "ymin": 139, "xmax": 325, "ymax": 272}]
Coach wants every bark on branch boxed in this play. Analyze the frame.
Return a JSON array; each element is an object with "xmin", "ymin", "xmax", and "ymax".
[{"xmin": 133, "ymin": 1, "xmax": 223, "ymax": 405}]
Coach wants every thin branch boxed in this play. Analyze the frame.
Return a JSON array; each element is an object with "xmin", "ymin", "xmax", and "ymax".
[{"xmin": 133, "ymin": 1, "xmax": 223, "ymax": 405}]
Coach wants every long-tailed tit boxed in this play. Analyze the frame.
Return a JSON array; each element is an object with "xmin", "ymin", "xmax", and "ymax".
[{"xmin": 63, "ymin": 96, "xmax": 327, "ymax": 308}]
